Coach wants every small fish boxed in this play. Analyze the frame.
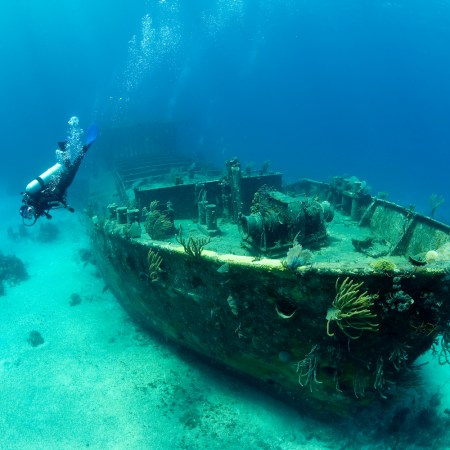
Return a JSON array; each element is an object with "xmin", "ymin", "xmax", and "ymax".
[
  {"xmin": 217, "ymin": 263, "xmax": 230, "ymax": 274},
  {"xmin": 227, "ymin": 295, "xmax": 239, "ymax": 316}
]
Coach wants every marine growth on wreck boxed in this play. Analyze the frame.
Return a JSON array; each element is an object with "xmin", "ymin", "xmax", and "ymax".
[{"xmin": 89, "ymin": 158, "xmax": 450, "ymax": 416}]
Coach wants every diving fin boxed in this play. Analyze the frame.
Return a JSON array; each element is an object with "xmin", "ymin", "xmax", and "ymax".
[
  {"xmin": 85, "ymin": 124, "xmax": 99, "ymax": 147},
  {"xmin": 59, "ymin": 124, "xmax": 99, "ymax": 153}
]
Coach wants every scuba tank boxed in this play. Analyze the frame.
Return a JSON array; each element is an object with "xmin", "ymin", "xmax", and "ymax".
[
  {"xmin": 25, "ymin": 123, "xmax": 99, "ymax": 197},
  {"xmin": 25, "ymin": 163, "xmax": 64, "ymax": 196}
]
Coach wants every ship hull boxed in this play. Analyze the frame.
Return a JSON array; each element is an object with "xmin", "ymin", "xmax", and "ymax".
[{"xmin": 90, "ymin": 214, "xmax": 450, "ymax": 417}]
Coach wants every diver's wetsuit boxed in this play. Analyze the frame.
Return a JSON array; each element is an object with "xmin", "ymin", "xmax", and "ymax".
[
  {"xmin": 20, "ymin": 122, "xmax": 98, "ymax": 224},
  {"xmin": 54, "ymin": 143, "xmax": 90, "ymax": 201},
  {"xmin": 25, "ymin": 143, "xmax": 91, "ymax": 220}
]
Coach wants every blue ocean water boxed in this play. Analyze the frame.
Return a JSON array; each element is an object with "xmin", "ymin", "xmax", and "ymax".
[
  {"xmin": 2, "ymin": 1, "xmax": 450, "ymax": 448},
  {"xmin": 2, "ymin": 0, "xmax": 450, "ymax": 217}
]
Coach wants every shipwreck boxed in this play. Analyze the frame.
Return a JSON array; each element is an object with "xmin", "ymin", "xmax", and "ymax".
[{"xmin": 88, "ymin": 123, "xmax": 450, "ymax": 417}]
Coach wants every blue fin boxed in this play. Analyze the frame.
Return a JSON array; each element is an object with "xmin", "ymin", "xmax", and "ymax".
[{"xmin": 85, "ymin": 124, "xmax": 99, "ymax": 146}]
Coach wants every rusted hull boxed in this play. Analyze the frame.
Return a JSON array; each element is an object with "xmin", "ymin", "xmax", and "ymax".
[{"xmin": 90, "ymin": 219, "xmax": 450, "ymax": 417}]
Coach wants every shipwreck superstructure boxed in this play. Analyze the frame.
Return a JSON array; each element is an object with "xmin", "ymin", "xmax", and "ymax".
[{"xmin": 88, "ymin": 122, "xmax": 450, "ymax": 416}]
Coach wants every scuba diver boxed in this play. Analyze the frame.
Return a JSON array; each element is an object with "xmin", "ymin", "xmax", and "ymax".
[{"xmin": 20, "ymin": 118, "xmax": 99, "ymax": 226}]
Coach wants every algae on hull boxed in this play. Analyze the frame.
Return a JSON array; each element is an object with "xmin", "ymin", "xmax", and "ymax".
[
  {"xmin": 90, "ymin": 224, "xmax": 450, "ymax": 416},
  {"xmin": 89, "ymin": 161, "xmax": 450, "ymax": 416}
]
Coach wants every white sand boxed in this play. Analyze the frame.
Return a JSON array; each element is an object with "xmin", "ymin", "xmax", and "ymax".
[{"xmin": 0, "ymin": 201, "xmax": 328, "ymax": 449}]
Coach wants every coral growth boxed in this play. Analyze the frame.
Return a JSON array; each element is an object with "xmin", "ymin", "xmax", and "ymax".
[
  {"xmin": 326, "ymin": 277, "xmax": 379, "ymax": 339},
  {"xmin": 147, "ymin": 249, "xmax": 163, "ymax": 282},
  {"xmin": 144, "ymin": 201, "xmax": 173, "ymax": 240},
  {"xmin": 176, "ymin": 227, "xmax": 210, "ymax": 258},
  {"xmin": 382, "ymin": 290, "xmax": 414, "ymax": 313},
  {"xmin": 371, "ymin": 259, "xmax": 397, "ymax": 272},
  {"xmin": 27, "ymin": 330, "xmax": 44, "ymax": 347},
  {"xmin": 429, "ymin": 193, "xmax": 444, "ymax": 218},
  {"xmin": 281, "ymin": 243, "xmax": 313, "ymax": 270},
  {"xmin": 294, "ymin": 344, "xmax": 322, "ymax": 391},
  {"xmin": 0, "ymin": 251, "xmax": 28, "ymax": 295}
]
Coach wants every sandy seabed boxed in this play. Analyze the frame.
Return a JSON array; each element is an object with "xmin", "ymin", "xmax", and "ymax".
[{"xmin": 1, "ymin": 196, "xmax": 450, "ymax": 450}]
